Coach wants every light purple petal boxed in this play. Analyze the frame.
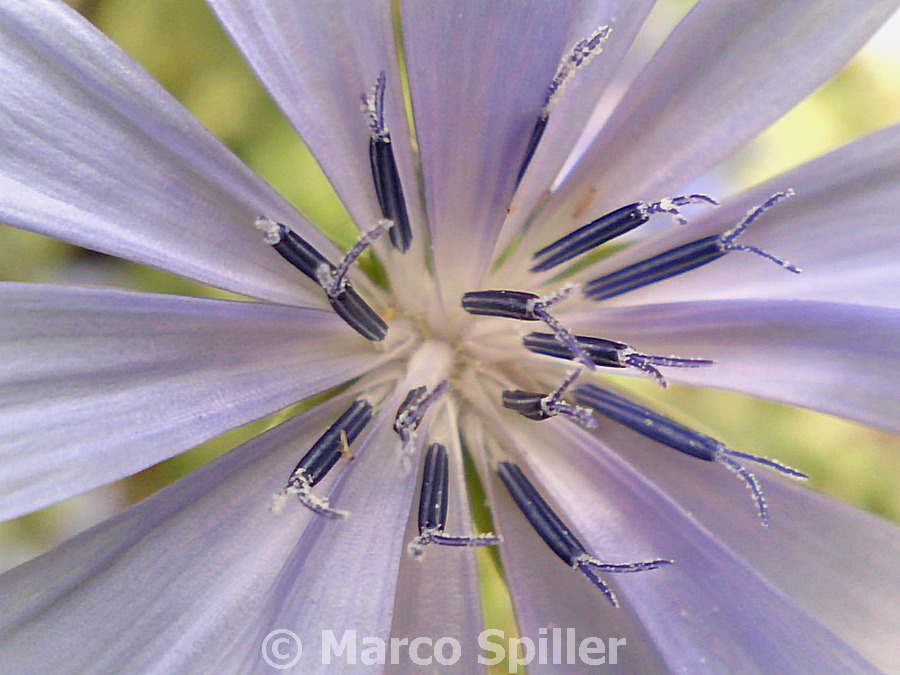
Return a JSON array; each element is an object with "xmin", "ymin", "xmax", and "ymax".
[
  {"xmin": 387, "ymin": 402, "xmax": 484, "ymax": 673},
  {"xmin": 207, "ymin": 0, "xmax": 423, "ymax": 239},
  {"xmin": 401, "ymin": 0, "xmax": 614, "ymax": 299},
  {"xmin": 0, "ymin": 395, "xmax": 416, "ymax": 674},
  {"xmin": 0, "ymin": 0, "xmax": 329, "ymax": 305},
  {"xmin": 226, "ymin": 382, "xmax": 434, "ymax": 673},
  {"xmin": 495, "ymin": 417, "xmax": 892, "ymax": 671},
  {"xmin": 568, "ymin": 124, "xmax": 900, "ymax": 308},
  {"xmin": 502, "ymin": 1, "xmax": 655, "ymax": 250},
  {"xmin": 0, "ymin": 283, "xmax": 387, "ymax": 521},
  {"xmin": 563, "ymin": 300, "xmax": 900, "ymax": 432},
  {"xmin": 568, "ymin": 418, "xmax": 900, "ymax": 671},
  {"xmin": 496, "ymin": 120, "xmax": 900, "ymax": 310},
  {"xmin": 207, "ymin": 0, "xmax": 438, "ymax": 308},
  {"xmin": 463, "ymin": 414, "xmax": 666, "ymax": 673},
  {"xmin": 541, "ymin": 0, "xmax": 898, "ymax": 233}
]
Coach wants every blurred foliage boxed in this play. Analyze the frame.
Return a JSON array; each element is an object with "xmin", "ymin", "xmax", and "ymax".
[{"xmin": 1, "ymin": 4, "xmax": 897, "ymax": 663}]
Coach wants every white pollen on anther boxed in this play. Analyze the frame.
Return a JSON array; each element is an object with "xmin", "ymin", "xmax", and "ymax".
[
  {"xmin": 531, "ymin": 283, "xmax": 579, "ymax": 314},
  {"xmin": 315, "ymin": 262, "xmax": 335, "ymax": 291},
  {"xmin": 363, "ymin": 71, "xmax": 389, "ymax": 140},
  {"xmin": 255, "ymin": 216, "xmax": 283, "ymax": 245},
  {"xmin": 544, "ymin": 25, "xmax": 612, "ymax": 114}
]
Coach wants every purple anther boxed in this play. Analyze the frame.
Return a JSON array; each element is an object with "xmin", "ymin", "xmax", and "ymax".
[
  {"xmin": 574, "ymin": 384, "xmax": 808, "ymax": 526},
  {"xmin": 503, "ymin": 369, "xmax": 596, "ymax": 428},
  {"xmin": 407, "ymin": 443, "xmax": 501, "ymax": 558},
  {"xmin": 498, "ymin": 461, "xmax": 672, "ymax": 607},
  {"xmin": 585, "ymin": 190, "xmax": 799, "ymax": 302},
  {"xmin": 365, "ymin": 71, "xmax": 412, "ymax": 251}
]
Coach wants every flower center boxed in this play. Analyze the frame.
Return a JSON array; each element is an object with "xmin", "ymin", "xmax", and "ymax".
[{"xmin": 259, "ymin": 47, "xmax": 807, "ymax": 606}]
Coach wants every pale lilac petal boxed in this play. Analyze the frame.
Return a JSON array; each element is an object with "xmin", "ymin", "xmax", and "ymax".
[
  {"xmin": 462, "ymin": 415, "xmax": 665, "ymax": 673},
  {"xmin": 461, "ymin": 399, "xmax": 650, "ymax": 671},
  {"xmin": 542, "ymin": 0, "xmax": 898, "ymax": 232},
  {"xmin": 502, "ymin": 1, "xmax": 655, "ymax": 249},
  {"xmin": 581, "ymin": 417, "xmax": 900, "ymax": 671},
  {"xmin": 401, "ymin": 0, "xmax": 613, "ymax": 298},
  {"xmin": 0, "ymin": 396, "xmax": 415, "ymax": 674},
  {"xmin": 387, "ymin": 402, "xmax": 484, "ymax": 673},
  {"xmin": 563, "ymin": 300, "xmax": 900, "ymax": 432},
  {"xmin": 207, "ymin": 0, "xmax": 423, "ymax": 238},
  {"xmin": 207, "ymin": 0, "xmax": 438, "ymax": 309},
  {"xmin": 569, "ymin": 124, "xmax": 900, "ymax": 308},
  {"xmin": 0, "ymin": 284, "xmax": 387, "ymax": 520},
  {"xmin": 229, "ymin": 385, "xmax": 430, "ymax": 673},
  {"xmin": 499, "ymin": 419, "xmax": 890, "ymax": 671},
  {"xmin": 485, "ymin": 482, "xmax": 674, "ymax": 673},
  {"xmin": 0, "ymin": 1, "xmax": 329, "ymax": 305}
]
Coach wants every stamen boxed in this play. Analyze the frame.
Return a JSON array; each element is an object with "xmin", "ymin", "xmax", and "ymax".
[
  {"xmin": 529, "ymin": 283, "xmax": 574, "ymax": 311},
  {"xmin": 256, "ymin": 216, "xmax": 388, "ymax": 341},
  {"xmin": 407, "ymin": 443, "xmax": 501, "ymax": 558},
  {"xmin": 462, "ymin": 289, "xmax": 541, "ymax": 320},
  {"xmin": 544, "ymin": 26, "xmax": 612, "ymax": 114},
  {"xmin": 718, "ymin": 190, "xmax": 801, "ymax": 271},
  {"xmin": 316, "ymin": 218, "xmax": 394, "ymax": 298},
  {"xmin": 524, "ymin": 332, "xmax": 714, "ymax": 388},
  {"xmin": 642, "ymin": 194, "xmax": 720, "ymax": 226},
  {"xmin": 394, "ymin": 381, "xmax": 450, "ymax": 466},
  {"xmin": 255, "ymin": 216, "xmax": 331, "ymax": 283},
  {"xmin": 531, "ymin": 195, "xmax": 718, "ymax": 272},
  {"xmin": 497, "ymin": 461, "xmax": 672, "ymax": 607},
  {"xmin": 363, "ymin": 71, "xmax": 388, "ymax": 141},
  {"xmin": 327, "ymin": 289, "xmax": 389, "ymax": 342},
  {"xmin": 515, "ymin": 114, "xmax": 550, "ymax": 192},
  {"xmin": 541, "ymin": 368, "xmax": 581, "ymax": 413},
  {"xmin": 515, "ymin": 26, "xmax": 611, "ymax": 189},
  {"xmin": 528, "ymin": 288, "xmax": 596, "ymax": 372},
  {"xmin": 271, "ymin": 400, "xmax": 373, "ymax": 520},
  {"xmin": 574, "ymin": 384, "xmax": 808, "ymax": 526},
  {"xmin": 584, "ymin": 191, "xmax": 799, "ymax": 301},
  {"xmin": 462, "ymin": 285, "xmax": 595, "ymax": 370},
  {"xmin": 364, "ymin": 71, "xmax": 412, "ymax": 252},
  {"xmin": 503, "ymin": 369, "xmax": 596, "ymax": 428}
]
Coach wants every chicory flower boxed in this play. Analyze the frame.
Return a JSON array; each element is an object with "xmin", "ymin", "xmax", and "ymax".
[{"xmin": 0, "ymin": 1, "xmax": 898, "ymax": 672}]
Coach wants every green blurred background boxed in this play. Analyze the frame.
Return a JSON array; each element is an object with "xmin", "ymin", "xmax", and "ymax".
[{"xmin": 0, "ymin": 3, "xmax": 897, "ymax": 656}]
